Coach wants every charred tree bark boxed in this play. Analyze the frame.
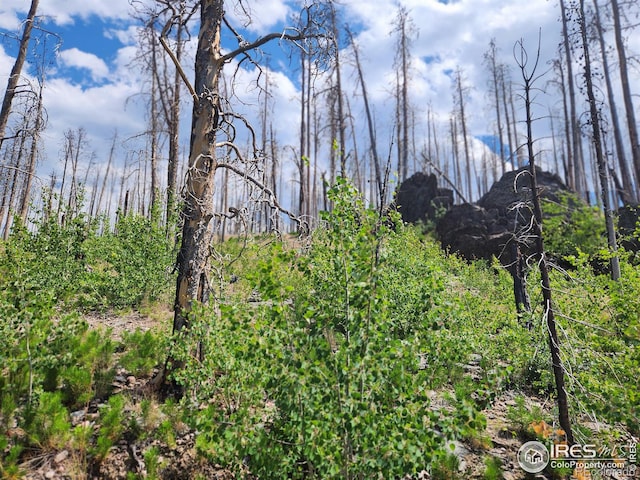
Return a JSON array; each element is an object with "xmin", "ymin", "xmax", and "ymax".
[
  {"xmin": 593, "ymin": 0, "xmax": 635, "ymax": 203},
  {"xmin": 166, "ymin": 20, "xmax": 185, "ymax": 225},
  {"xmin": 172, "ymin": 0, "xmax": 223, "ymax": 337},
  {"xmin": 399, "ymin": 10, "xmax": 410, "ymax": 182},
  {"xmin": 157, "ymin": 0, "xmax": 312, "ymax": 394},
  {"xmin": 330, "ymin": 4, "xmax": 347, "ymax": 179},
  {"xmin": 485, "ymin": 39, "xmax": 506, "ymax": 176},
  {"xmin": 19, "ymin": 83, "xmax": 44, "ymax": 222},
  {"xmin": 2, "ymin": 128, "xmax": 28, "ymax": 240},
  {"xmin": 500, "ymin": 66, "xmax": 515, "ymax": 170},
  {"xmin": 299, "ymin": 49, "xmax": 308, "ymax": 215},
  {"xmin": 96, "ymin": 132, "xmax": 117, "ymax": 217},
  {"xmin": 560, "ymin": 0, "xmax": 587, "ymax": 199},
  {"xmin": 347, "ymin": 25, "xmax": 384, "ymax": 208},
  {"xmin": 149, "ymin": 36, "xmax": 160, "ymax": 216},
  {"xmin": 455, "ymin": 69, "xmax": 473, "ymax": 201}
]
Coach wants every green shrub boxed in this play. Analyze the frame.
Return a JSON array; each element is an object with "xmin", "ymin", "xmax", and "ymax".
[
  {"xmin": 25, "ymin": 391, "xmax": 72, "ymax": 450},
  {"xmin": 1, "ymin": 199, "xmax": 175, "ymax": 311},
  {"xmin": 84, "ymin": 211, "xmax": 175, "ymax": 308},
  {"xmin": 542, "ymin": 192, "xmax": 607, "ymax": 261},
  {"xmin": 178, "ymin": 178, "xmax": 471, "ymax": 478},
  {"xmin": 0, "ymin": 278, "xmax": 118, "ymax": 466},
  {"xmin": 483, "ymin": 455, "xmax": 503, "ymax": 480},
  {"xmin": 119, "ymin": 328, "xmax": 165, "ymax": 376},
  {"xmin": 93, "ymin": 394, "xmax": 126, "ymax": 462}
]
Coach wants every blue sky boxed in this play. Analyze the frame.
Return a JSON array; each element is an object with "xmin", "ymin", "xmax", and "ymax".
[{"xmin": 2, "ymin": 0, "xmax": 637, "ymax": 209}]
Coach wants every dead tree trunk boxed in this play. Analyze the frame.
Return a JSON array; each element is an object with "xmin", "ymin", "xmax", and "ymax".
[
  {"xmin": 2, "ymin": 129, "xmax": 28, "ymax": 239},
  {"xmin": 455, "ymin": 69, "xmax": 473, "ymax": 201},
  {"xmin": 330, "ymin": 4, "xmax": 347, "ymax": 178},
  {"xmin": 348, "ymin": 30, "xmax": 382, "ymax": 208},
  {"xmin": 609, "ymin": 0, "xmax": 640, "ymax": 194},
  {"xmin": 158, "ymin": 0, "xmax": 312, "ymax": 393},
  {"xmin": 577, "ymin": 0, "xmax": 620, "ymax": 280},
  {"xmin": 96, "ymin": 132, "xmax": 117, "ymax": 217},
  {"xmin": 0, "ymin": 0, "xmax": 39, "ymax": 149},
  {"xmin": 18, "ymin": 87, "xmax": 43, "ymax": 223},
  {"xmin": 485, "ymin": 39, "xmax": 506, "ymax": 176},
  {"xmin": 593, "ymin": 0, "xmax": 635, "ymax": 203},
  {"xmin": 149, "ymin": 37, "xmax": 160, "ymax": 216},
  {"xmin": 516, "ymin": 35, "xmax": 574, "ymax": 445},
  {"xmin": 500, "ymin": 66, "xmax": 515, "ymax": 169},
  {"xmin": 560, "ymin": 0, "xmax": 587, "ymax": 199},
  {"xmin": 399, "ymin": 15, "xmax": 409, "ymax": 182},
  {"xmin": 171, "ymin": 0, "xmax": 224, "ymax": 340},
  {"xmin": 166, "ymin": 20, "xmax": 185, "ymax": 225}
]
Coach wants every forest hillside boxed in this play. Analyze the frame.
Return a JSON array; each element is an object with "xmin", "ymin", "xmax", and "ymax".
[
  {"xmin": 2, "ymin": 1, "xmax": 640, "ymax": 478},
  {"xmin": 1, "ymin": 179, "xmax": 638, "ymax": 479}
]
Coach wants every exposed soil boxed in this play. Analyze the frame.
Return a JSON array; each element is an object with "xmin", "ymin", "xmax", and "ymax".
[{"xmin": 83, "ymin": 307, "xmax": 171, "ymax": 340}]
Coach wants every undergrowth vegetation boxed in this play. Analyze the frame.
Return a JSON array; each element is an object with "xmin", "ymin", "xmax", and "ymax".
[
  {"xmin": 2, "ymin": 202, "xmax": 175, "ymax": 310},
  {"xmin": 0, "ymin": 181, "xmax": 638, "ymax": 478}
]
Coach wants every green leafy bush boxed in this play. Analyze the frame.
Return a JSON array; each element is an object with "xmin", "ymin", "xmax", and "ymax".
[
  {"xmin": 542, "ymin": 192, "xmax": 607, "ymax": 261},
  {"xmin": 176, "ymin": 178, "xmax": 477, "ymax": 478},
  {"xmin": 1, "ymin": 202, "xmax": 175, "ymax": 311},
  {"xmin": 83, "ymin": 211, "xmax": 175, "ymax": 308}
]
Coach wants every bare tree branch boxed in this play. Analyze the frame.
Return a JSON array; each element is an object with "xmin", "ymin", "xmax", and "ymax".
[
  {"xmin": 217, "ymin": 161, "xmax": 305, "ymax": 232},
  {"xmin": 220, "ymin": 30, "xmax": 306, "ymax": 64},
  {"xmin": 159, "ymin": 33, "xmax": 197, "ymax": 100}
]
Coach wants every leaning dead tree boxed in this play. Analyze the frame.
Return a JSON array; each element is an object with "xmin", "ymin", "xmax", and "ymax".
[
  {"xmin": 515, "ymin": 35, "xmax": 574, "ymax": 445},
  {"xmin": 158, "ymin": 0, "xmax": 329, "ymax": 393}
]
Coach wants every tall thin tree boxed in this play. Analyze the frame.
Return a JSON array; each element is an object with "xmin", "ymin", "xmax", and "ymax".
[
  {"xmin": 515, "ymin": 35, "xmax": 574, "ymax": 445},
  {"xmin": 593, "ymin": 0, "xmax": 636, "ymax": 203},
  {"xmin": 577, "ymin": 0, "xmax": 620, "ymax": 280},
  {"xmin": 609, "ymin": 0, "xmax": 640, "ymax": 194},
  {"xmin": 0, "ymin": 0, "xmax": 40, "ymax": 149},
  {"xmin": 158, "ymin": 1, "xmax": 324, "ymax": 392}
]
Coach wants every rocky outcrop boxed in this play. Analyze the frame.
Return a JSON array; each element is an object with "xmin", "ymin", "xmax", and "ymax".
[
  {"xmin": 395, "ymin": 172, "xmax": 453, "ymax": 224},
  {"xmin": 436, "ymin": 167, "xmax": 570, "ymax": 262},
  {"xmin": 435, "ymin": 167, "xmax": 572, "ymax": 314},
  {"xmin": 435, "ymin": 203, "xmax": 513, "ymax": 261},
  {"xmin": 477, "ymin": 168, "xmax": 568, "ymax": 213},
  {"xmin": 618, "ymin": 204, "xmax": 640, "ymax": 252}
]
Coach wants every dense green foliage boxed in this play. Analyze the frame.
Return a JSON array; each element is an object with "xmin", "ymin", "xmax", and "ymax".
[
  {"xmin": 0, "ymin": 181, "xmax": 638, "ymax": 478},
  {"xmin": 542, "ymin": 192, "xmax": 608, "ymax": 261},
  {"xmin": 176, "ymin": 179, "xmax": 486, "ymax": 478},
  {"xmin": 1, "ymin": 204, "xmax": 175, "ymax": 310}
]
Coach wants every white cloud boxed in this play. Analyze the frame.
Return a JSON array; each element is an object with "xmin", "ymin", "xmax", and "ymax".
[
  {"xmin": 38, "ymin": 0, "xmax": 133, "ymax": 25},
  {"xmin": 0, "ymin": 44, "xmax": 14, "ymax": 77},
  {"xmin": 226, "ymin": 0, "xmax": 291, "ymax": 34},
  {"xmin": 0, "ymin": 0, "xmax": 136, "ymax": 29},
  {"xmin": 2, "ymin": 0, "xmax": 639, "ymax": 213},
  {"xmin": 36, "ymin": 76, "xmax": 147, "ymax": 173},
  {"xmin": 104, "ymin": 25, "xmax": 140, "ymax": 46},
  {"xmin": 0, "ymin": 0, "xmax": 30, "ymax": 30},
  {"xmin": 58, "ymin": 48, "xmax": 109, "ymax": 81}
]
